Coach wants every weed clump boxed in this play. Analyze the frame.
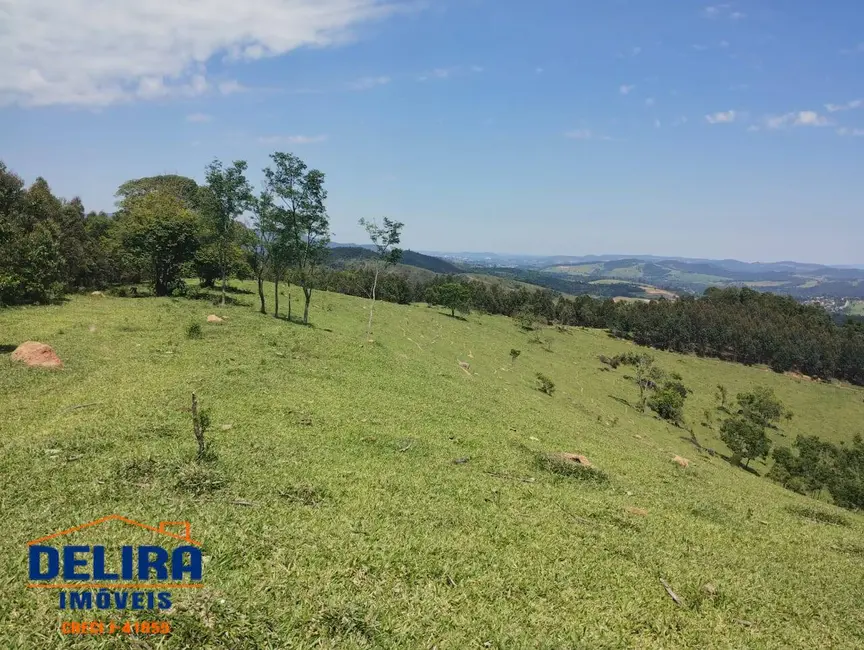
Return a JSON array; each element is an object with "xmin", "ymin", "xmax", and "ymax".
[
  {"xmin": 115, "ymin": 457, "xmax": 158, "ymax": 483},
  {"xmin": 186, "ymin": 322, "xmax": 203, "ymax": 339},
  {"xmin": 536, "ymin": 373, "xmax": 556, "ymax": 395},
  {"xmin": 785, "ymin": 504, "xmax": 850, "ymax": 527},
  {"xmin": 536, "ymin": 452, "xmax": 609, "ymax": 483},
  {"xmin": 279, "ymin": 484, "xmax": 330, "ymax": 507},
  {"xmin": 173, "ymin": 463, "xmax": 227, "ymax": 496}
]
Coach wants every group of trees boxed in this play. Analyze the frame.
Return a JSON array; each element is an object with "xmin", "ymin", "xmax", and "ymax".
[
  {"xmin": 0, "ymin": 154, "xmax": 340, "ymax": 325},
  {"xmin": 717, "ymin": 386, "xmax": 791, "ymax": 468}
]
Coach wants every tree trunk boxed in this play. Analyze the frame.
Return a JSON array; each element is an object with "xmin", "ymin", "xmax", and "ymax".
[
  {"xmin": 274, "ymin": 278, "xmax": 280, "ymax": 318},
  {"xmin": 451, "ymin": 307, "xmax": 455, "ymax": 317},
  {"xmin": 366, "ymin": 267, "xmax": 379, "ymax": 341},
  {"xmin": 303, "ymin": 286, "xmax": 312, "ymax": 324},
  {"xmin": 257, "ymin": 272, "xmax": 266, "ymax": 314},
  {"xmin": 288, "ymin": 292, "xmax": 292, "ymax": 322},
  {"xmin": 220, "ymin": 247, "xmax": 227, "ymax": 307}
]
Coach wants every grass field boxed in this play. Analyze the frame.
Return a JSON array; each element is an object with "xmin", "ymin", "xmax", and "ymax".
[{"xmin": 2, "ymin": 284, "xmax": 864, "ymax": 648}]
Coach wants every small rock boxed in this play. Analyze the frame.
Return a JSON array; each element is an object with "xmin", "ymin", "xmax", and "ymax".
[
  {"xmin": 91, "ymin": 291, "xmax": 104, "ymax": 297},
  {"xmin": 529, "ymin": 436, "xmax": 539, "ymax": 442},
  {"xmin": 11, "ymin": 342, "xmax": 63, "ymax": 369},
  {"xmin": 88, "ymin": 325, "xmax": 97, "ymax": 333},
  {"xmin": 220, "ymin": 424, "xmax": 233, "ymax": 431},
  {"xmin": 672, "ymin": 455, "xmax": 690, "ymax": 468},
  {"xmin": 702, "ymin": 583, "xmax": 717, "ymax": 596},
  {"xmin": 207, "ymin": 314, "xmax": 223, "ymax": 323},
  {"xmin": 452, "ymin": 457, "xmax": 470, "ymax": 465},
  {"xmin": 560, "ymin": 453, "xmax": 592, "ymax": 468}
]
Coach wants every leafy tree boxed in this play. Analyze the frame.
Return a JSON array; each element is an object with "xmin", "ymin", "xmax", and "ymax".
[
  {"xmin": 246, "ymin": 192, "xmax": 273, "ymax": 314},
  {"xmin": 115, "ymin": 175, "xmax": 200, "ymax": 209},
  {"xmin": 263, "ymin": 152, "xmax": 330, "ymax": 323},
  {"xmin": 633, "ymin": 354, "xmax": 663, "ymax": 411},
  {"xmin": 358, "ymin": 217, "xmax": 403, "ymax": 340},
  {"xmin": 719, "ymin": 415, "xmax": 772, "ymax": 468},
  {"xmin": 648, "ymin": 376, "xmax": 690, "ymax": 426},
  {"xmin": 736, "ymin": 386, "xmax": 786, "ymax": 428},
  {"xmin": 118, "ymin": 192, "xmax": 199, "ymax": 296},
  {"xmin": 202, "ymin": 159, "xmax": 252, "ymax": 305},
  {"xmin": 427, "ymin": 282, "xmax": 471, "ymax": 317}
]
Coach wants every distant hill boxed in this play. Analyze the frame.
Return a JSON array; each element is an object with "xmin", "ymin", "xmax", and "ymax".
[{"xmin": 326, "ymin": 245, "xmax": 463, "ymax": 275}]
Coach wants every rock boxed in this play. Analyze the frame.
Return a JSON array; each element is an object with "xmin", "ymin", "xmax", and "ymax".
[
  {"xmin": 91, "ymin": 291, "xmax": 104, "ymax": 297},
  {"xmin": 702, "ymin": 583, "xmax": 717, "ymax": 596},
  {"xmin": 560, "ymin": 453, "xmax": 592, "ymax": 468},
  {"xmin": 672, "ymin": 455, "xmax": 690, "ymax": 468},
  {"xmin": 207, "ymin": 315, "xmax": 223, "ymax": 323},
  {"xmin": 11, "ymin": 342, "xmax": 63, "ymax": 369}
]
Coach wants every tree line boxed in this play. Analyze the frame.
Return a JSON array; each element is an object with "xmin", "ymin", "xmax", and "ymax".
[{"xmin": 0, "ymin": 155, "xmax": 406, "ymax": 327}]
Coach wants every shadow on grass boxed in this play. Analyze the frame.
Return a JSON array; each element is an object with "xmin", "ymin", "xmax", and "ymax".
[
  {"xmin": 274, "ymin": 314, "xmax": 316, "ymax": 328},
  {"xmin": 715, "ymin": 452, "xmax": 761, "ymax": 476},
  {"xmin": 608, "ymin": 395, "xmax": 636, "ymax": 411},
  {"xmin": 438, "ymin": 311, "xmax": 468, "ymax": 321},
  {"xmin": 0, "ymin": 344, "xmax": 17, "ymax": 354}
]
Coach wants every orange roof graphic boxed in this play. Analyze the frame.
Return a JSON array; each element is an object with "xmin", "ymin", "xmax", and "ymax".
[{"xmin": 27, "ymin": 514, "xmax": 200, "ymax": 547}]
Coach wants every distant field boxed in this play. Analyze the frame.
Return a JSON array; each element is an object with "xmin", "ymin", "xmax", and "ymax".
[
  {"xmin": 743, "ymin": 281, "xmax": 791, "ymax": 288},
  {"xmin": 846, "ymin": 300, "xmax": 864, "ymax": 316},
  {"xmin": 2, "ymin": 286, "xmax": 864, "ymax": 648},
  {"xmin": 666, "ymin": 270, "xmax": 731, "ymax": 285},
  {"xmin": 544, "ymin": 264, "xmax": 599, "ymax": 275}
]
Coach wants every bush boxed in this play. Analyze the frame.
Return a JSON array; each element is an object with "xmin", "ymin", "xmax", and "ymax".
[
  {"xmin": 186, "ymin": 322, "xmax": 203, "ymax": 339},
  {"xmin": 510, "ymin": 348, "xmax": 521, "ymax": 362},
  {"xmin": 535, "ymin": 373, "xmax": 555, "ymax": 395},
  {"xmin": 648, "ymin": 384, "xmax": 687, "ymax": 425}
]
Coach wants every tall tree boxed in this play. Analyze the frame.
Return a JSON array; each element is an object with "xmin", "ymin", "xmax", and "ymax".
[
  {"xmin": 115, "ymin": 175, "xmax": 200, "ymax": 209},
  {"xmin": 247, "ymin": 191, "xmax": 274, "ymax": 315},
  {"xmin": 118, "ymin": 192, "xmax": 199, "ymax": 296},
  {"xmin": 359, "ymin": 217, "xmax": 404, "ymax": 341},
  {"xmin": 263, "ymin": 153, "xmax": 304, "ymax": 319},
  {"xmin": 293, "ymin": 168, "xmax": 330, "ymax": 324},
  {"xmin": 203, "ymin": 159, "xmax": 252, "ymax": 305}
]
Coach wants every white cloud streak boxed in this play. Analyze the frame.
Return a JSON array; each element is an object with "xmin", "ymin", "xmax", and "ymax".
[
  {"xmin": 837, "ymin": 127, "xmax": 864, "ymax": 137},
  {"xmin": 705, "ymin": 110, "xmax": 738, "ymax": 124},
  {"xmin": 619, "ymin": 84, "xmax": 635, "ymax": 95},
  {"xmin": 825, "ymin": 99, "xmax": 863, "ymax": 113},
  {"xmin": 1, "ymin": 0, "xmax": 405, "ymax": 107},
  {"xmin": 765, "ymin": 111, "xmax": 831, "ymax": 129},
  {"xmin": 348, "ymin": 75, "xmax": 391, "ymax": 91}
]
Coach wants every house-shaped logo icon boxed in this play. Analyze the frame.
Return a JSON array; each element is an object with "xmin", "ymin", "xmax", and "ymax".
[{"xmin": 27, "ymin": 514, "xmax": 203, "ymax": 590}]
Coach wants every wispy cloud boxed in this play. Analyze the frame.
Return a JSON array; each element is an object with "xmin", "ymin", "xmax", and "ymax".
[
  {"xmin": 705, "ymin": 110, "xmax": 738, "ymax": 124},
  {"xmin": 645, "ymin": 97, "xmax": 656, "ymax": 107},
  {"xmin": 417, "ymin": 65, "xmax": 483, "ymax": 82},
  {"xmin": 218, "ymin": 80, "xmax": 247, "ymax": 95},
  {"xmin": 765, "ymin": 111, "xmax": 831, "ymax": 129},
  {"xmin": 825, "ymin": 99, "xmax": 863, "ymax": 113},
  {"xmin": 840, "ymin": 43, "xmax": 864, "ymax": 55},
  {"xmin": 703, "ymin": 4, "xmax": 744, "ymax": 20},
  {"xmin": 564, "ymin": 129, "xmax": 612, "ymax": 141},
  {"xmin": 186, "ymin": 112, "xmax": 213, "ymax": 123},
  {"xmin": 348, "ymin": 75, "xmax": 391, "ymax": 91},
  {"xmin": 672, "ymin": 116, "xmax": 688, "ymax": 127},
  {"xmin": 619, "ymin": 84, "xmax": 635, "ymax": 95},
  {"xmin": 257, "ymin": 134, "xmax": 328, "ymax": 145},
  {"xmin": 837, "ymin": 127, "xmax": 864, "ymax": 137},
  {"xmin": 0, "ymin": 0, "xmax": 408, "ymax": 107}
]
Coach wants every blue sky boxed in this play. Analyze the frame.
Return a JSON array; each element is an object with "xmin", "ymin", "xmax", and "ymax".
[{"xmin": 2, "ymin": 0, "xmax": 863, "ymax": 264}]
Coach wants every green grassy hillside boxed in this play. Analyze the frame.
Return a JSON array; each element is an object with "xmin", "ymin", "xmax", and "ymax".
[{"xmin": 2, "ymin": 285, "xmax": 863, "ymax": 648}]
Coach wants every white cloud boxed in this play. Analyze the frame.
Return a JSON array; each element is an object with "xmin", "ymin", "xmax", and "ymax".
[
  {"xmin": 705, "ymin": 110, "xmax": 738, "ymax": 124},
  {"xmin": 470, "ymin": 65, "xmax": 485, "ymax": 73},
  {"xmin": 631, "ymin": 46, "xmax": 642, "ymax": 56},
  {"xmin": 730, "ymin": 12, "xmax": 746, "ymax": 20},
  {"xmin": 619, "ymin": 84, "xmax": 635, "ymax": 95},
  {"xmin": 0, "ymin": 0, "xmax": 405, "ymax": 107},
  {"xmin": 825, "ymin": 99, "xmax": 863, "ymax": 113},
  {"xmin": 348, "ymin": 75, "xmax": 391, "ymax": 91},
  {"xmin": 837, "ymin": 127, "xmax": 864, "ymax": 137},
  {"xmin": 703, "ymin": 4, "xmax": 730, "ymax": 18},
  {"xmin": 765, "ymin": 111, "xmax": 831, "ymax": 129},
  {"xmin": 535, "ymin": 67, "xmax": 544, "ymax": 74},
  {"xmin": 564, "ymin": 129, "xmax": 612, "ymax": 141},
  {"xmin": 257, "ymin": 134, "xmax": 328, "ymax": 145},
  {"xmin": 417, "ymin": 65, "xmax": 483, "ymax": 82},
  {"xmin": 186, "ymin": 112, "xmax": 213, "ymax": 123},
  {"xmin": 645, "ymin": 97, "xmax": 656, "ymax": 107}
]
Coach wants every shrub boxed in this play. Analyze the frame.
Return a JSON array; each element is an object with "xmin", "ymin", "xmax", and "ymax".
[
  {"xmin": 535, "ymin": 453, "xmax": 608, "ymax": 483},
  {"xmin": 535, "ymin": 373, "xmax": 555, "ymax": 395},
  {"xmin": 186, "ymin": 322, "xmax": 203, "ymax": 339}
]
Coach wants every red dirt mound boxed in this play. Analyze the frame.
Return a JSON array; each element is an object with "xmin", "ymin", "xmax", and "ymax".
[{"xmin": 11, "ymin": 342, "xmax": 63, "ymax": 369}]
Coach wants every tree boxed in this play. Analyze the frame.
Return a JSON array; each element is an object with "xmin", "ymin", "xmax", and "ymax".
[
  {"xmin": 293, "ymin": 167, "xmax": 330, "ymax": 324},
  {"xmin": 648, "ymin": 376, "xmax": 690, "ymax": 426},
  {"xmin": 263, "ymin": 152, "xmax": 331, "ymax": 323},
  {"xmin": 115, "ymin": 175, "xmax": 200, "ymax": 210},
  {"xmin": 118, "ymin": 192, "xmax": 199, "ymax": 296},
  {"xmin": 247, "ymin": 192, "xmax": 273, "ymax": 315},
  {"xmin": 633, "ymin": 353, "xmax": 663, "ymax": 411},
  {"xmin": 202, "ymin": 159, "xmax": 252, "ymax": 305},
  {"xmin": 736, "ymin": 386, "xmax": 786, "ymax": 428},
  {"xmin": 359, "ymin": 217, "xmax": 404, "ymax": 341},
  {"xmin": 720, "ymin": 415, "xmax": 772, "ymax": 468},
  {"xmin": 427, "ymin": 282, "xmax": 471, "ymax": 318}
]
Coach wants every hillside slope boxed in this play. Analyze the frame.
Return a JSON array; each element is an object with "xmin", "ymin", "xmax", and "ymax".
[{"xmin": 1, "ymin": 287, "xmax": 863, "ymax": 648}]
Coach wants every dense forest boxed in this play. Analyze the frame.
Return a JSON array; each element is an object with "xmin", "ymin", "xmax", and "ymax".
[{"xmin": 2, "ymin": 158, "xmax": 863, "ymax": 387}]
